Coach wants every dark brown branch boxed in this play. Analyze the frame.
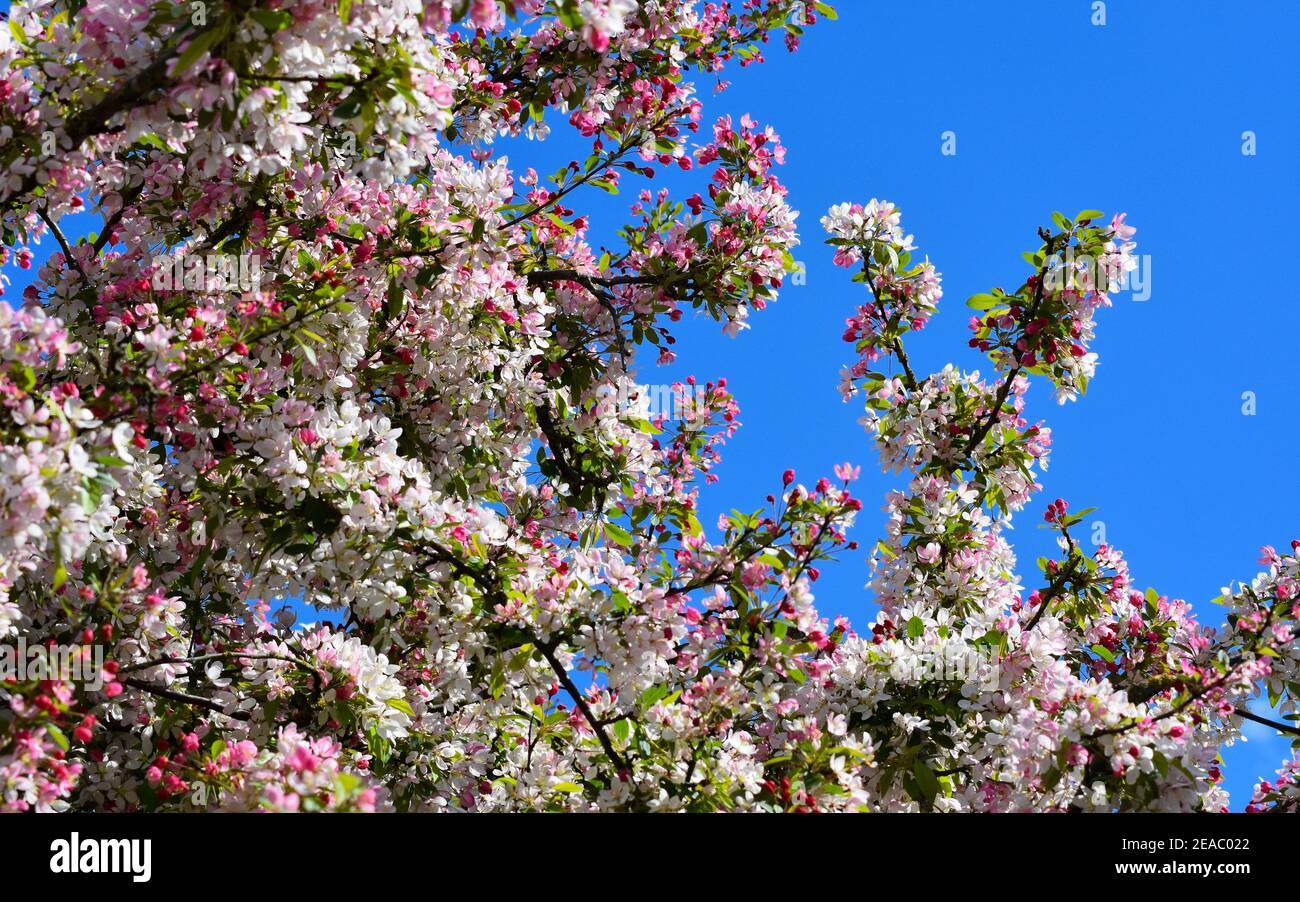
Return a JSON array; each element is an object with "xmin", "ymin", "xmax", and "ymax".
[
  {"xmin": 532, "ymin": 635, "xmax": 630, "ymax": 775},
  {"xmin": 890, "ymin": 337, "xmax": 918, "ymax": 390},
  {"xmin": 417, "ymin": 541, "xmax": 630, "ymax": 780},
  {"xmin": 120, "ymin": 651, "xmax": 319, "ymax": 676},
  {"xmin": 1235, "ymin": 707, "xmax": 1300, "ymax": 738},
  {"xmin": 3, "ymin": 52, "xmax": 176, "ymax": 218},
  {"xmin": 534, "ymin": 400, "xmax": 606, "ymax": 507},
  {"xmin": 860, "ymin": 258, "xmax": 919, "ymax": 392},
  {"xmin": 195, "ymin": 192, "xmax": 261, "ymax": 252},
  {"xmin": 93, "ymin": 182, "xmax": 146, "ymax": 253},
  {"xmin": 1023, "ymin": 533, "xmax": 1081, "ymax": 633},
  {"xmin": 963, "ymin": 228, "xmax": 1061, "ymax": 457},
  {"xmin": 37, "ymin": 207, "xmax": 89, "ymax": 283},
  {"xmin": 501, "ymin": 114, "xmax": 673, "ymax": 229},
  {"xmin": 121, "ymin": 677, "xmax": 251, "ymax": 721},
  {"xmin": 0, "ymin": 4, "xmax": 254, "ymax": 218},
  {"xmin": 528, "ymin": 268, "xmax": 681, "ymax": 369}
]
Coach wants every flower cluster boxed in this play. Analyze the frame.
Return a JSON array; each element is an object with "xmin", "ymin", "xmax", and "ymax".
[
  {"xmin": 0, "ymin": 1, "xmax": 1293, "ymax": 815},
  {"xmin": 825, "ymin": 199, "xmax": 941, "ymax": 378},
  {"xmin": 819, "ymin": 200, "xmax": 1294, "ymax": 811},
  {"xmin": 1246, "ymin": 755, "xmax": 1300, "ymax": 813},
  {"xmin": 965, "ymin": 211, "xmax": 1137, "ymax": 404},
  {"xmin": 218, "ymin": 725, "xmax": 389, "ymax": 813}
]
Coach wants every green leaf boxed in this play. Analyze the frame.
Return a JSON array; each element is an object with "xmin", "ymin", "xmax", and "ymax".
[
  {"xmin": 10, "ymin": 363, "xmax": 36, "ymax": 392},
  {"xmin": 553, "ymin": 782, "xmax": 584, "ymax": 793},
  {"xmin": 47, "ymin": 724, "xmax": 70, "ymax": 751},
  {"xmin": 385, "ymin": 277, "xmax": 405, "ymax": 321},
  {"xmin": 556, "ymin": 0, "xmax": 583, "ymax": 29},
  {"xmin": 171, "ymin": 22, "xmax": 226, "ymax": 78},
  {"xmin": 640, "ymin": 686, "xmax": 668, "ymax": 709},
  {"xmin": 339, "ymin": 0, "xmax": 354, "ymax": 24},
  {"xmin": 906, "ymin": 616, "xmax": 924, "ymax": 640},
  {"xmin": 1091, "ymin": 643, "xmax": 1116, "ymax": 664},
  {"xmin": 335, "ymin": 772, "xmax": 361, "ymax": 796},
  {"xmin": 508, "ymin": 643, "xmax": 535, "ymax": 671},
  {"xmin": 251, "ymin": 9, "xmax": 293, "ymax": 32},
  {"xmin": 604, "ymin": 523, "xmax": 634, "ymax": 547},
  {"xmin": 912, "ymin": 759, "xmax": 940, "ymax": 803},
  {"xmin": 386, "ymin": 697, "xmax": 415, "ymax": 717},
  {"xmin": 294, "ymin": 335, "xmax": 317, "ymax": 366},
  {"xmin": 966, "ymin": 293, "xmax": 1001, "ymax": 310}
]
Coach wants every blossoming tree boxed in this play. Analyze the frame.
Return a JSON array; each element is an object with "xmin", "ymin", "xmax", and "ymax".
[{"xmin": 0, "ymin": 0, "xmax": 1295, "ymax": 813}]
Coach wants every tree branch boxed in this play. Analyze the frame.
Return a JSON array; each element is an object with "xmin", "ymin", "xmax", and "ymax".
[
  {"xmin": 121, "ymin": 677, "xmax": 251, "ymax": 721},
  {"xmin": 1235, "ymin": 707, "xmax": 1300, "ymax": 738},
  {"xmin": 532, "ymin": 634, "xmax": 630, "ymax": 775},
  {"xmin": 37, "ymin": 207, "xmax": 89, "ymax": 284}
]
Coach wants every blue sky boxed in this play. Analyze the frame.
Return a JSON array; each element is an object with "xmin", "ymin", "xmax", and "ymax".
[{"xmin": 5, "ymin": 0, "xmax": 1296, "ymax": 807}]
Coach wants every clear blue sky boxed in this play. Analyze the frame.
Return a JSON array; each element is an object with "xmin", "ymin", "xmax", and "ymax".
[{"xmin": 5, "ymin": 0, "xmax": 1296, "ymax": 807}]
